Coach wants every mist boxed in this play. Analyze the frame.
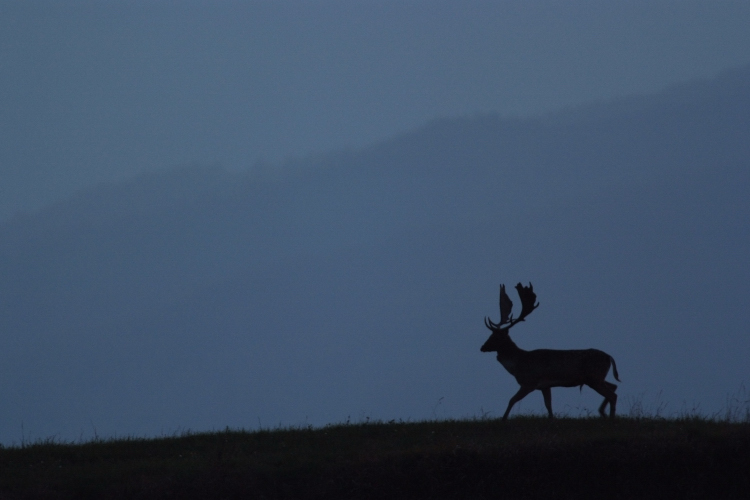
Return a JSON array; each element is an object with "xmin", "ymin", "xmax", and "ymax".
[
  {"xmin": 3, "ymin": 1, "xmax": 750, "ymax": 219},
  {"xmin": 1, "ymin": 3, "xmax": 750, "ymax": 445}
]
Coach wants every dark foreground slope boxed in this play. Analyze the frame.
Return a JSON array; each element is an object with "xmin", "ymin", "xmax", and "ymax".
[{"xmin": 2, "ymin": 418, "xmax": 749, "ymax": 499}]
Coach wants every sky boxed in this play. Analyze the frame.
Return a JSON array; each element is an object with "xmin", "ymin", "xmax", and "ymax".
[{"xmin": 2, "ymin": 1, "xmax": 750, "ymax": 220}]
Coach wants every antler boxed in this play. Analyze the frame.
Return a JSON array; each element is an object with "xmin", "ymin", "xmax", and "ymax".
[
  {"xmin": 484, "ymin": 282, "xmax": 539, "ymax": 331},
  {"xmin": 499, "ymin": 284, "xmax": 513, "ymax": 324},
  {"xmin": 514, "ymin": 282, "xmax": 539, "ymax": 324}
]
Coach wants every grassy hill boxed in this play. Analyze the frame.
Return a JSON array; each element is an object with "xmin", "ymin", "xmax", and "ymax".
[{"xmin": 2, "ymin": 416, "xmax": 749, "ymax": 499}]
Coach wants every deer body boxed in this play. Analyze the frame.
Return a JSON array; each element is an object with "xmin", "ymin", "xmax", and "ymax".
[{"xmin": 481, "ymin": 283, "xmax": 619, "ymax": 420}]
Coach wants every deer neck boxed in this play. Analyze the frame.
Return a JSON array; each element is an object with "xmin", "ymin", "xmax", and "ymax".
[{"xmin": 495, "ymin": 334, "xmax": 527, "ymax": 376}]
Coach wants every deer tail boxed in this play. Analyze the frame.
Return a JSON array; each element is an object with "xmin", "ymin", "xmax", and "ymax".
[{"xmin": 610, "ymin": 355, "xmax": 620, "ymax": 382}]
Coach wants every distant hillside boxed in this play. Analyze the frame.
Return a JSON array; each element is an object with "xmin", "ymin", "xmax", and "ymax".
[{"xmin": 1, "ymin": 66, "xmax": 749, "ymax": 444}]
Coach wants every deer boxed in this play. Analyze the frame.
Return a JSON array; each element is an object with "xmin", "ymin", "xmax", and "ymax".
[{"xmin": 481, "ymin": 283, "xmax": 620, "ymax": 420}]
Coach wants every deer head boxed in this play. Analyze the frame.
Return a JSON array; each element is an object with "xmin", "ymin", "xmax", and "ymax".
[{"xmin": 480, "ymin": 282, "xmax": 539, "ymax": 352}]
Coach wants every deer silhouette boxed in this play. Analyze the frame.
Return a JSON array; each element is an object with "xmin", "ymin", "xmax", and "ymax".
[{"xmin": 481, "ymin": 283, "xmax": 620, "ymax": 419}]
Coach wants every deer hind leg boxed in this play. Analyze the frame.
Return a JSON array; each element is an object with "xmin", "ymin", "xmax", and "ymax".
[
  {"xmin": 591, "ymin": 381, "xmax": 618, "ymax": 418},
  {"xmin": 541, "ymin": 387, "xmax": 554, "ymax": 419},
  {"xmin": 597, "ymin": 398, "xmax": 608, "ymax": 417},
  {"xmin": 503, "ymin": 386, "xmax": 535, "ymax": 421}
]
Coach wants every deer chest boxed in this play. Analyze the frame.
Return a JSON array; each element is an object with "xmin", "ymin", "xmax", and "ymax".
[{"xmin": 496, "ymin": 354, "xmax": 519, "ymax": 376}]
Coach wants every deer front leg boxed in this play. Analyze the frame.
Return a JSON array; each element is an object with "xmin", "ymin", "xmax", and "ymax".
[
  {"xmin": 503, "ymin": 386, "xmax": 534, "ymax": 420},
  {"xmin": 541, "ymin": 387, "xmax": 553, "ymax": 418}
]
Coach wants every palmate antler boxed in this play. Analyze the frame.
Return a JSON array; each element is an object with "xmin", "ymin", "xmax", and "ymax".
[{"xmin": 484, "ymin": 282, "xmax": 539, "ymax": 331}]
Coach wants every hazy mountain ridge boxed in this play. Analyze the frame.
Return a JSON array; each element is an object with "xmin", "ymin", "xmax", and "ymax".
[
  {"xmin": 4, "ymin": 64, "xmax": 748, "ymax": 239},
  {"xmin": 1, "ymin": 67, "xmax": 749, "ymax": 442}
]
